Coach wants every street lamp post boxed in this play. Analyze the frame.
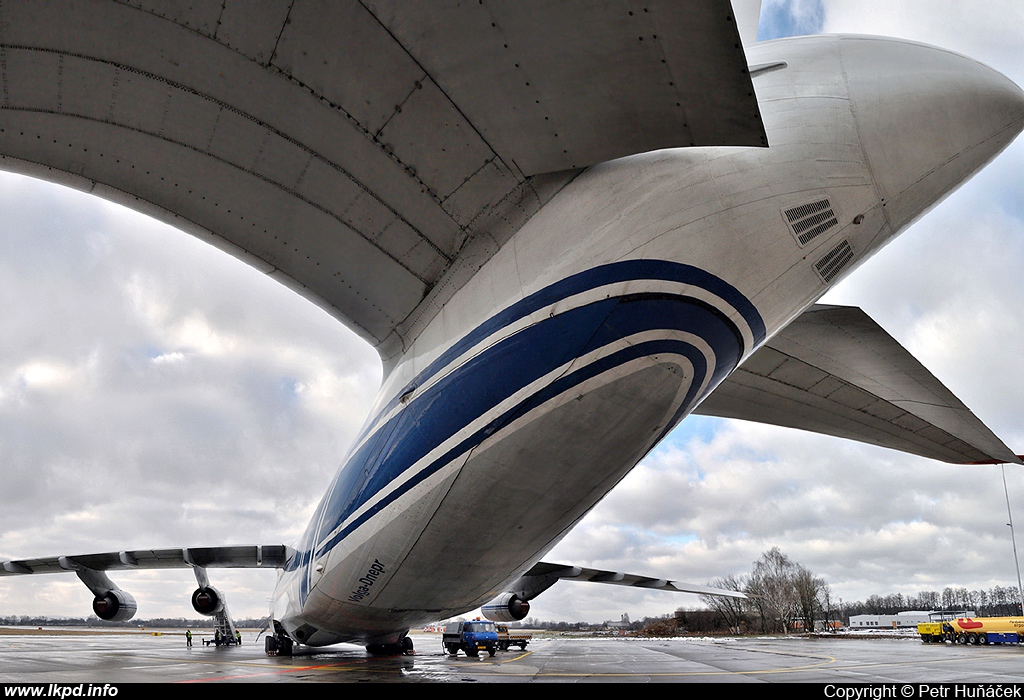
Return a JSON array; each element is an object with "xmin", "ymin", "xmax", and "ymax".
[{"xmin": 1000, "ymin": 465, "xmax": 1024, "ymax": 614}]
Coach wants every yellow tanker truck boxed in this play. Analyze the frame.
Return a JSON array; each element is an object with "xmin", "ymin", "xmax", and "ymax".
[{"xmin": 918, "ymin": 617, "xmax": 1024, "ymax": 645}]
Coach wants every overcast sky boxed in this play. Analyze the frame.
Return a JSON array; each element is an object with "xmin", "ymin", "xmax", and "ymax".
[{"xmin": 3, "ymin": 1, "xmax": 1024, "ymax": 627}]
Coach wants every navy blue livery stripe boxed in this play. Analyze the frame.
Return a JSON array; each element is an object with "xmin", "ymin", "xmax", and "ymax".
[
  {"xmin": 306, "ymin": 296, "xmax": 750, "ymax": 557},
  {"xmin": 359, "ymin": 260, "xmax": 766, "ymax": 443},
  {"xmin": 290, "ymin": 264, "xmax": 765, "ymax": 606}
]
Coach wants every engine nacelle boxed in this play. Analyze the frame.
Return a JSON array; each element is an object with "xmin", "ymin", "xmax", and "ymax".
[
  {"xmin": 191, "ymin": 586, "xmax": 224, "ymax": 616},
  {"xmin": 92, "ymin": 590, "xmax": 138, "ymax": 622},
  {"xmin": 481, "ymin": 593, "xmax": 530, "ymax": 622}
]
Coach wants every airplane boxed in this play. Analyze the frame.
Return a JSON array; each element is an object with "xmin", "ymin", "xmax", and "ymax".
[{"xmin": 2, "ymin": 0, "xmax": 1024, "ymax": 655}]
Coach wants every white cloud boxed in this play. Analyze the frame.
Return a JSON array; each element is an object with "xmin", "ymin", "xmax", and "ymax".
[{"xmin": 0, "ymin": 172, "xmax": 379, "ymax": 618}]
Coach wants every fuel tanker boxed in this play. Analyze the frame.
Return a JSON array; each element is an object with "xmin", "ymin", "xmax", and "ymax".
[{"xmin": 919, "ymin": 617, "xmax": 1024, "ymax": 645}]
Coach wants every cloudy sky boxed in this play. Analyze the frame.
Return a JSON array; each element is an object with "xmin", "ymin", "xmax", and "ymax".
[{"xmin": 3, "ymin": 0, "xmax": 1024, "ymax": 626}]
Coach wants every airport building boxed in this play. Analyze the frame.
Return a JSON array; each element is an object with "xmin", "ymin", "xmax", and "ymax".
[{"xmin": 849, "ymin": 611, "xmax": 976, "ymax": 629}]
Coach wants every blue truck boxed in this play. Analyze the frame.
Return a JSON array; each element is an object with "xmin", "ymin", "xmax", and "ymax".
[{"xmin": 443, "ymin": 620, "xmax": 498, "ymax": 657}]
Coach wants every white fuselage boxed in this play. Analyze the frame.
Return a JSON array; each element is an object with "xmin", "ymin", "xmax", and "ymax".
[{"xmin": 270, "ymin": 35, "xmax": 1024, "ymax": 646}]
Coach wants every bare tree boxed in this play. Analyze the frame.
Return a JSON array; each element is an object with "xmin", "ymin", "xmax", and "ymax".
[
  {"xmin": 793, "ymin": 565, "xmax": 826, "ymax": 632},
  {"xmin": 916, "ymin": 590, "xmax": 940, "ymax": 610},
  {"xmin": 700, "ymin": 574, "xmax": 748, "ymax": 634},
  {"xmin": 746, "ymin": 547, "xmax": 799, "ymax": 633},
  {"xmin": 818, "ymin": 582, "xmax": 838, "ymax": 632}
]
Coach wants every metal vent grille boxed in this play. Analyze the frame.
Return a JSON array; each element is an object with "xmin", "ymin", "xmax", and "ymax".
[
  {"xmin": 784, "ymin": 198, "xmax": 839, "ymax": 246},
  {"xmin": 815, "ymin": 239, "xmax": 854, "ymax": 283}
]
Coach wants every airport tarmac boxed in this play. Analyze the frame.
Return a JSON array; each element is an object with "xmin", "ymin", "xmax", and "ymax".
[{"xmin": 5, "ymin": 630, "xmax": 1024, "ymax": 683}]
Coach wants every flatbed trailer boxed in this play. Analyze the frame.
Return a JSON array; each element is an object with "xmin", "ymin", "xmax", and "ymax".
[{"xmin": 496, "ymin": 624, "xmax": 531, "ymax": 651}]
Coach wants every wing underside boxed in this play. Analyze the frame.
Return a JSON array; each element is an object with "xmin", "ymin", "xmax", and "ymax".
[
  {"xmin": 0, "ymin": 545, "xmax": 293, "ymax": 576},
  {"xmin": 518, "ymin": 562, "xmax": 746, "ymax": 599},
  {"xmin": 0, "ymin": 0, "xmax": 766, "ymax": 361},
  {"xmin": 694, "ymin": 305, "xmax": 1020, "ymax": 464}
]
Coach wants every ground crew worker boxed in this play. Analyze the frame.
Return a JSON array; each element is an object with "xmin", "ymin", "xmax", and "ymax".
[
  {"xmin": 235, "ymin": 630, "xmax": 242, "ymax": 646},
  {"xmin": 186, "ymin": 629, "xmax": 192, "ymax": 647}
]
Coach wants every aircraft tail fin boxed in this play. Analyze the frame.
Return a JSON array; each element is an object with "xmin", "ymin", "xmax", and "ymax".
[{"xmin": 732, "ymin": 0, "xmax": 763, "ymax": 45}]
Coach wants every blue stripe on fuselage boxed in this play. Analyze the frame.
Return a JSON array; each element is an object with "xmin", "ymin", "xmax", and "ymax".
[
  {"xmin": 292, "ymin": 263, "xmax": 764, "ymax": 605},
  {"xmin": 356, "ymin": 260, "xmax": 766, "ymax": 445},
  {"xmin": 314, "ymin": 334, "xmax": 713, "ymax": 561}
]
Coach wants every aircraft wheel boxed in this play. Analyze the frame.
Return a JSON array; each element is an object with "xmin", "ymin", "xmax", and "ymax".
[{"xmin": 402, "ymin": 636, "xmax": 414, "ymax": 655}]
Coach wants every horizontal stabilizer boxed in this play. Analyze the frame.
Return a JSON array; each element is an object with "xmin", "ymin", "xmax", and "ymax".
[
  {"xmin": 519, "ymin": 562, "xmax": 746, "ymax": 599},
  {"xmin": 694, "ymin": 305, "xmax": 1020, "ymax": 464},
  {"xmin": 0, "ymin": 545, "xmax": 294, "ymax": 577}
]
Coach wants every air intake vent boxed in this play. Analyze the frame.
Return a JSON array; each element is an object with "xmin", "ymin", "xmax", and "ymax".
[
  {"xmin": 815, "ymin": 239, "xmax": 854, "ymax": 283},
  {"xmin": 783, "ymin": 198, "xmax": 839, "ymax": 246}
]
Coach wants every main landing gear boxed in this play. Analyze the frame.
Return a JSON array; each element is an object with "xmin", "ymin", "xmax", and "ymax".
[{"xmin": 365, "ymin": 636, "xmax": 414, "ymax": 656}]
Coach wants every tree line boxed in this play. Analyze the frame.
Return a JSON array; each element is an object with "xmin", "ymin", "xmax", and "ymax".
[
  {"xmin": 664, "ymin": 547, "xmax": 1024, "ymax": 636},
  {"xmin": 842, "ymin": 586, "xmax": 1023, "ymax": 618},
  {"xmin": 0, "ymin": 615, "xmax": 272, "ymax": 629}
]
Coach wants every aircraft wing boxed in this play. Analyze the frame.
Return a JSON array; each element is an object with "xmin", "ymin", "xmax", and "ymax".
[
  {"xmin": 519, "ymin": 562, "xmax": 746, "ymax": 599},
  {"xmin": 0, "ymin": 545, "xmax": 294, "ymax": 576},
  {"xmin": 694, "ymin": 305, "xmax": 1021, "ymax": 465},
  {"xmin": 0, "ymin": 1, "xmax": 765, "ymax": 362}
]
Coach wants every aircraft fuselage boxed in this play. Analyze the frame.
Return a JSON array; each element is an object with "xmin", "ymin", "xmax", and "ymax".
[{"xmin": 272, "ymin": 34, "xmax": 1024, "ymax": 646}]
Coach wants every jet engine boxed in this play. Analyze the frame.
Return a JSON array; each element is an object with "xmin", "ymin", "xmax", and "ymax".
[
  {"xmin": 191, "ymin": 586, "xmax": 225, "ymax": 616},
  {"xmin": 92, "ymin": 590, "xmax": 138, "ymax": 622},
  {"xmin": 481, "ymin": 593, "xmax": 530, "ymax": 622}
]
